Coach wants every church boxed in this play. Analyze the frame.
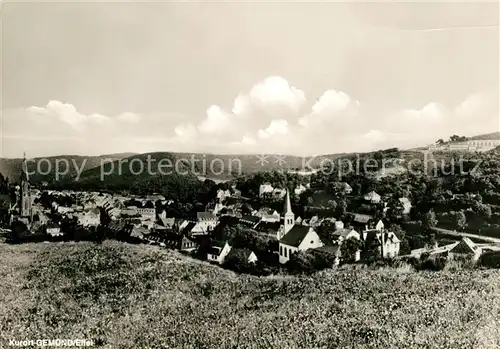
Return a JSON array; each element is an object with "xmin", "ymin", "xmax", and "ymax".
[
  {"xmin": 10, "ymin": 154, "xmax": 34, "ymax": 229},
  {"xmin": 277, "ymin": 190, "xmax": 323, "ymax": 264}
]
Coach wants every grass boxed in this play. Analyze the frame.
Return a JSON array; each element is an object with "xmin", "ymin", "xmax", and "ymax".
[{"xmin": 1, "ymin": 241, "xmax": 500, "ymax": 348}]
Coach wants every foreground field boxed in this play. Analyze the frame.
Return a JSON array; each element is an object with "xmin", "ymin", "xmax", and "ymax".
[{"xmin": 1, "ymin": 241, "xmax": 500, "ymax": 348}]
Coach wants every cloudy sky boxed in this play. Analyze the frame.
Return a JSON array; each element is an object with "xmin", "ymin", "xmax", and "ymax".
[{"xmin": 1, "ymin": 1, "xmax": 499, "ymax": 158}]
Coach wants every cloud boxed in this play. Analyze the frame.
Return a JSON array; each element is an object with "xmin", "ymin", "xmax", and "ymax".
[
  {"xmin": 232, "ymin": 76, "xmax": 306, "ymax": 117},
  {"xmin": 197, "ymin": 105, "xmax": 233, "ymax": 135},
  {"xmin": 27, "ymin": 100, "xmax": 111, "ymax": 130},
  {"xmin": 400, "ymin": 102, "xmax": 444, "ymax": 123},
  {"xmin": 3, "ymin": 79, "xmax": 497, "ymax": 157},
  {"xmin": 258, "ymin": 119, "xmax": 289, "ymax": 139},
  {"xmin": 299, "ymin": 89, "xmax": 360, "ymax": 128}
]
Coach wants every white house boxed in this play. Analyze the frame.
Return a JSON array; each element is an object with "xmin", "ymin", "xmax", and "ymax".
[
  {"xmin": 363, "ymin": 230, "xmax": 401, "ymax": 259},
  {"xmin": 179, "ymin": 236, "xmax": 198, "ymax": 252},
  {"xmin": 137, "ymin": 207, "xmax": 156, "ymax": 219},
  {"xmin": 333, "ymin": 228, "xmax": 360, "ymax": 242},
  {"xmin": 259, "ymin": 183, "xmax": 274, "ymax": 198},
  {"xmin": 294, "ymin": 184, "xmax": 307, "ymax": 196},
  {"xmin": 364, "ymin": 191, "xmax": 382, "ymax": 204},
  {"xmin": 216, "ymin": 189, "xmax": 232, "ymax": 202},
  {"xmin": 196, "ymin": 212, "xmax": 218, "ymax": 231},
  {"xmin": 332, "ymin": 228, "xmax": 361, "ymax": 261},
  {"xmin": 261, "ymin": 210, "xmax": 280, "ymax": 223},
  {"xmin": 46, "ymin": 222, "xmax": 63, "ymax": 237},
  {"xmin": 277, "ymin": 191, "xmax": 324, "ymax": 264},
  {"xmin": 398, "ymin": 197, "xmax": 412, "ymax": 215},
  {"xmin": 207, "ymin": 241, "xmax": 232, "ymax": 264}
]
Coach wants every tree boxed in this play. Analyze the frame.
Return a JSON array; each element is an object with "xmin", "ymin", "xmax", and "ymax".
[
  {"xmin": 335, "ymin": 198, "xmax": 348, "ymax": 219},
  {"xmin": 340, "ymin": 238, "xmax": 362, "ymax": 263},
  {"xmin": 223, "ymin": 250, "xmax": 253, "ymax": 273},
  {"xmin": 423, "ymin": 210, "xmax": 437, "ymax": 230},
  {"xmin": 455, "ymin": 210, "xmax": 467, "ymax": 231},
  {"xmin": 436, "ymin": 139, "xmax": 445, "ymax": 145},
  {"xmin": 327, "ymin": 200, "xmax": 337, "ymax": 210},
  {"xmin": 475, "ymin": 202, "xmax": 492, "ymax": 219},
  {"xmin": 286, "ymin": 251, "xmax": 316, "ymax": 274}
]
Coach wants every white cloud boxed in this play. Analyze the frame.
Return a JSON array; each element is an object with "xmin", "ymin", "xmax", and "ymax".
[
  {"xmin": 197, "ymin": 105, "xmax": 233, "ymax": 135},
  {"xmin": 299, "ymin": 89, "xmax": 359, "ymax": 128},
  {"xmin": 258, "ymin": 119, "xmax": 289, "ymax": 139},
  {"xmin": 5, "ymin": 81, "xmax": 497, "ymax": 157},
  {"xmin": 400, "ymin": 102, "xmax": 444, "ymax": 123}
]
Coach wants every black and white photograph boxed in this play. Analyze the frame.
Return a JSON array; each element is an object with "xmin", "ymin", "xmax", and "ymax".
[{"xmin": 1, "ymin": 1, "xmax": 499, "ymax": 348}]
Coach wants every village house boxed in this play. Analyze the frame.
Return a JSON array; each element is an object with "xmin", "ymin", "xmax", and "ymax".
[
  {"xmin": 411, "ymin": 237, "xmax": 483, "ymax": 262},
  {"xmin": 333, "ymin": 228, "xmax": 360, "ymax": 242},
  {"xmin": 137, "ymin": 207, "xmax": 156, "ymax": 219},
  {"xmin": 216, "ymin": 189, "xmax": 232, "ymax": 202},
  {"xmin": 259, "ymin": 183, "xmax": 274, "ymax": 198},
  {"xmin": 179, "ymin": 236, "xmax": 198, "ymax": 252},
  {"xmin": 239, "ymin": 215, "xmax": 262, "ymax": 229},
  {"xmin": 207, "ymin": 241, "xmax": 232, "ymax": 264},
  {"xmin": 294, "ymin": 184, "xmax": 307, "ymax": 196},
  {"xmin": 158, "ymin": 217, "xmax": 176, "ymax": 230},
  {"xmin": 341, "ymin": 182, "xmax": 353, "ymax": 194},
  {"xmin": 364, "ymin": 191, "xmax": 382, "ymax": 204},
  {"xmin": 46, "ymin": 222, "xmax": 63, "ymax": 237},
  {"xmin": 277, "ymin": 191, "xmax": 324, "ymax": 264},
  {"xmin": 399, "ymin": 197, "xmax": 412, "ymax": 215},
  {"xmin": 350, "ymin": 213, "xmax": 373, "ymax": 231},
  {"xmin": 363, "ymin": 230, "xmax": 401, "ymax": 259},
  {"xmin": 196, "ymin": 212, "xmax": 218, "ymax": 232}
]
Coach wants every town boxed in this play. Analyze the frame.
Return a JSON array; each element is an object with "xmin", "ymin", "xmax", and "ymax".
[{"xmin": 3, "ymin": 148, "xmax": 500, "ymax": 275}]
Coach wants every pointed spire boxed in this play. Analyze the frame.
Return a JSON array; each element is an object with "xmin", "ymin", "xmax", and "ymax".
[
  {"xmin": 284, "ymin": 189, "xmax": 292, "ymax": 215},
  {"xmin": 21, "ymin": 152, "xmax": 29, "ymax": 182}
]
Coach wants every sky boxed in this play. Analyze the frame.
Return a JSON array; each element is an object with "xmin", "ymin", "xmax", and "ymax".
[{"xmin": 1, "ymin": 1, "xmax": 499, "ymax": 158}]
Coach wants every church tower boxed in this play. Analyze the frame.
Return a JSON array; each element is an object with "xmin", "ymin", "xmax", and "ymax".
[
  {"xmin": 19, "ymin": 153, "xmax": 32, "ymax": 220},
  {"xmin": 281, "ymin": 190, "xmax": 294, "ymax": 238}
]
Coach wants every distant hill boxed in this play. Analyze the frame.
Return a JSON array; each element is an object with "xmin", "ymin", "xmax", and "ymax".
[
  {"xmin": 3, "ymin": 131, "xmax": 495, "ymax": 186},
  {"xmin": 0, "ymin": 153, "xmax": 136, "ymax": 184},
  {"xmin": 469, "ymin": 132, "xmax": 500, "ymax": 140}
]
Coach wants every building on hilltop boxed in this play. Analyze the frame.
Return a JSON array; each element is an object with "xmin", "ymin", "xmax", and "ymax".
[{"xmin": 428, "ymin": 139, "xmax": 500, "ymax": 152}]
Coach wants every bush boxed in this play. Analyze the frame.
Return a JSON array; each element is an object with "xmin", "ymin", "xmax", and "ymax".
[
  {"xmin": 478, "ymin": 251, "xmax": 500, "ymax": 268},
  {"xmin": 417, "ymin": 255, "xmax": 447, "ymax": 271}
]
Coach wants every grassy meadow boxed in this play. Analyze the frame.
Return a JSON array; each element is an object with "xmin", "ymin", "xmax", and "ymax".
[{"xmin": 1, "ymin": 241, "xmax": 500, "ymax": 348}]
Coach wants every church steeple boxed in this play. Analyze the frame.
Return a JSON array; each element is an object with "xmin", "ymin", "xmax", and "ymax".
[
  {"xmin": 280, "ymin": 189, "xmax": 294, "ymax": 239},
  {"xmin": 20, "ymin": 153, "xmax": 29, "ymax": 182},
  {"xmin": 19, "ymin": 153, "xmax": 32, "ymax": 219},
  {"xmin": 284, "ymin": 189, "xmax": 292, "ymax": 215}
]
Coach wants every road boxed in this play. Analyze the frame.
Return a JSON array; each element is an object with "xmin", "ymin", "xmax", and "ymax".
[{"xmin": 432, "ymin": 227, "xmax": 500, "ymax": 244}]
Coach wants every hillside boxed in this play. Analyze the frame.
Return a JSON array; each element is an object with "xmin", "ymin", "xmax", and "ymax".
[
  {"xmin": 0, "ymin": 153, "xmax": 136, "ymax": 184},
  {"xmin": 1, "ymin": 131, "xmax": 497, "ymax": 185},
  {"xmin": 470, "ymin": 132, "xmax": 500, "ymax": 140},
  {"xmin": 1, "ymin": 241, "xmax": 500, "ymax": 348}
]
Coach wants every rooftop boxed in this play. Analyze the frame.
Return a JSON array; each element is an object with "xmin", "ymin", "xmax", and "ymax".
[{"xmin": 280, "ymin": 226, "xmax": 314, "ymax": 248}]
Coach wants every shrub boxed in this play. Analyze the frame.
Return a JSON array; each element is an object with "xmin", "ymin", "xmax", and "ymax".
[{"xmin": 478, "ymin": 251, "xmax": 500, "ymax": 268}]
